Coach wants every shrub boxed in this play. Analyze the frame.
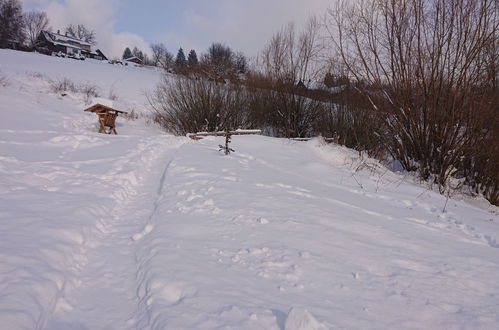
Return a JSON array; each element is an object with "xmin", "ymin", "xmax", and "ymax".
[
  {"xmin": 244, "ymin": 73, "xmax": 325, "ymax": 138},
  {"xmin": 49, "ymin": 78, "xmax": 77, "ymax": 94},
  {"xmin": 0, "ymin": 70, "xmax": 8, "ymax": 87},
  {"xmin": 314, "ymin": 87, "xmax": 384, "ymax": 157},
  {"xmin": 49, "ymin": 78, "xmax": 101, "ymax": 104},
  {"xmin": 247, "ymin": 84, "xmax": 323, "ymax": 138},
  {"xmin": 150, "ymin": 76, "xmax": 249, "ymax": 135},
  {"xmin": 79, "ymin": 82, "xmax": 100, "ymax": 104},
  {"xmin": 327, "ymin": 0, "xmax": 498, "ymax": 204}
]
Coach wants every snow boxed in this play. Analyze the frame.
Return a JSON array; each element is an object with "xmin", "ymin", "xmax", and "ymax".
[
  {"xmin": 43, "ymin": 30, "xmax": 93, "ymax": 47},
  {"xmin": 284, "ymin": 308, "xmax": 327, "ymax": 330},
  {"xmin": 0, "ymin": 49, "xmax": 498, "ymax": 329}
]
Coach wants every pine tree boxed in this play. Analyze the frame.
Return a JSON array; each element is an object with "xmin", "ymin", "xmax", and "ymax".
[
  {"xmin": 132, "ymin": 46, "xmax": 144, "ymax": 62},
  {"xmin": 0, "ymin": 0, "xmax": 25, "ymax": 48},
  {"xmin": 235, "ymin": 52, "xmax": 247, "ymax": 74},
  {"xmin": 175, "ymin": 47, "xmax": 187, "ymax": 67},
  {"xmin": 122, "ymin": 47, "xmax": 132, "ymax": 59},
  {"xmin": 187, "ymin": 49, "xmax": 198, "ymax": 67}
]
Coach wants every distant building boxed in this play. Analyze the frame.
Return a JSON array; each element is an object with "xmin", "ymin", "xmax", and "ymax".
[
  {"xmin": 4, "ymin": 41, "xmax": 20, "ymax": 51},
  {"xmin": 124, "ymin": 56, "xmax": 142, "ymax": 65},
  {"xmin": 35, "ymin": 30, "xmax": 107, "ymax": 60}
]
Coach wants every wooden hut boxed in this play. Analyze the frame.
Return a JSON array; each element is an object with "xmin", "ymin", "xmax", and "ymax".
[
  {"xmin": 124, "ymin": 56, "xmax": 143, "ymax": 65},
  {"xmin": 84, "ymin": 104, "xmax": 128, "ymax": 134}
]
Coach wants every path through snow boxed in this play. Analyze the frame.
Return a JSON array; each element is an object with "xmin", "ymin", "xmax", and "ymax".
[{"xmin": 44, "ymin": 136, "xmax": 187, "ymax": 329}]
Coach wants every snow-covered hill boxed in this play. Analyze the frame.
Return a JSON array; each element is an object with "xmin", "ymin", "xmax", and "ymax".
[{"xmin": 0, "ymin": 50, "xmax": 498, "ymax": 330}]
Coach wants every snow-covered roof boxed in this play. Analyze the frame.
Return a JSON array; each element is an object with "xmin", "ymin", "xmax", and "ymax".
[
  {"xmin": 124, "ymin": 56, "xmax": 142, "ymax": 63},
  {"xmin": 41, "ymin": 30, "xmax": 92, "ymax": 49}
]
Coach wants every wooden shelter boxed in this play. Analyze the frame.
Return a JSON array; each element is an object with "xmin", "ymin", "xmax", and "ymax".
[
  {"xmin": 84, "ymin": 104, "xmax": 128, "ymax": 134},
  {"xmin": 124, "ymin": 56, "xmax": 143, "ymax": 65}
]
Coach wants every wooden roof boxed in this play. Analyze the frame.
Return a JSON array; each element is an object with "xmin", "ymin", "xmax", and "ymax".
[
  {"xmin": 84, "ymin": 104, "xmax": 128, "ymax": 114},
  {"xmin": 124, "ymin": 56, "xmax": 142, "ymax": 63}
]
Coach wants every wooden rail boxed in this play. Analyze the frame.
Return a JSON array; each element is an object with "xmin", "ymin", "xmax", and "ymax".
[
  {"xmin": 188, "ymin": 130, "xmax": 341, "ymax": 144},
  {"xmin": 188, "ymin": 129, "xmax": 262, "ymax": 140},
  {"xmin": 290, "ymin": 137, "xmax": 338, "ymax": 143}
]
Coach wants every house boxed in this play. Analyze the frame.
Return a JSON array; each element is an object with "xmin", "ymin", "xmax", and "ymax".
[
  {"xmin": 35, "ymin": 30, "xmax": 107, "ymax": 60},
  {"xmin": 124, "ymin": 56, "xmax": 142, "ymax": 65}
]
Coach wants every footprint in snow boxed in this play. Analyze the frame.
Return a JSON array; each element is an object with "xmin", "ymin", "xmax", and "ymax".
[{"xmin": 132, "ymin": 224, "xmax": 154, "ymax": 241}]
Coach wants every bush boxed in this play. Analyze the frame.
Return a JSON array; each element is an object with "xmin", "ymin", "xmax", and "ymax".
[
  {"xmin": 49, "ymin": 78, "xmax": 101, "ymax": 104},
  {"xmin": 245, "ymin": 73, "xmax": 324, "ymax": 138},
  {"xmin": 247, "ymin": 86, "xmax": 323, "ymax": 138},
  {"xmin": 0, "ymin": 70, "xmax": 8, "ymax": 87},
  {"xmin": 314, "ymin": 87, "xmax": 384, "ymax": 157},
  {"xmin": 50, "ymin": 78, "xmax": 77, "ymax": 94},
  {"xmin": 150, "ymin": 76, "xmax": 249, "ymax": 135},
  {"xmin": 327, "ymin": 0, "xmax": 498, "ymax": 204},
  {"xmin": 79, "ymin": 82, "xmax": 100, "ymax": 104}
]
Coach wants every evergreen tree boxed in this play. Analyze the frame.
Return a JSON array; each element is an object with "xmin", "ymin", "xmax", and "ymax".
[
  {"xmin": 175, "ymin": 47, "xmax": 187, "ymax": 67},
  {"xmin": 0, "ymin": 0, "xmax": 25, "ymax": 48},
  {"xmin": 235, "ymin": 52, "xmax": 247, "ymax": 74},
  {"xmin": 122, "ymin": 47, "xmax": 132, "ymax": 59},
  {"xmin": 131, "ymin": 46, "xmax": 145, "ymax": 62},
  {"xmin": 187, "ymin": 49, "xmax": 198, "ymax": 66}
]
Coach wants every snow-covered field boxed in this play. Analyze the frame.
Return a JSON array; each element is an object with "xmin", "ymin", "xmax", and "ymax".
[{"xmin": 0, "ymin": 50, "xmax": 498, "ymax": 330}]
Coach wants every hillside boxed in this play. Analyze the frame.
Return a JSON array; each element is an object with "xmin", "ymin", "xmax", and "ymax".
[{"xmin": 0, "ymin": 50, "xmax": 498, "ymax": 330}]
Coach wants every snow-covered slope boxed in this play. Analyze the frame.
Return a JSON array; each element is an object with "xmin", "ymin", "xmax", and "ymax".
[{"xmin": 1, "ymin": 50, "xmax": 498, "ymax": 330}]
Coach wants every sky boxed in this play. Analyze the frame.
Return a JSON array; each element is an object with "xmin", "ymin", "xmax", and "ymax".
[{"xmin": 21, "ymin": 0, "xmax": 332, "ymax": 59}]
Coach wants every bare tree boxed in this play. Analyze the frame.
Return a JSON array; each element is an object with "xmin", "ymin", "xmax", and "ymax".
[
  {"xmin": 199, "ymin": 42, "xmax": 248, "ymax": 79},
  {"xmin": 260, "ymin": 16, "xmax": 321, "ymax": 84},
  {"xmin": 151, "ymin": 43, "xmax": 165, "ymax": 66},
  {"xmin": 204, "ymin": 43, "xmax": 233, "ymax": 65},
  {"xmin": 65, "ymin": 24, "xmax": 96, "ymax": 44},
  {"xmin": 24, "ymin": 11, "xmax": 50, "ymax": 48},
  {"xmin": 249, "ymin": 17, "xmax": 323, "ymax": 138},
  {"xmin": 327, "ymin": 0, "xmax": 498, "ymax": 202},
  {"xmin": 160, "ymin": 51, "xmax": 174, "ymax": 71},
  {"xmin": 150, "ymin": 43, "xmax": 174, "ymax": 70}
]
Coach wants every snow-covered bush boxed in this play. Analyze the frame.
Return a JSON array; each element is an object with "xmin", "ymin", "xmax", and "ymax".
[
  {"xmin": 107, "ymin": 86, "xmax": 118, "ymax": 101},
  {"xmin": 49, "ymin": 77, "xmax": 101, "ymax": 104},
  {"xmin": 124, "ymin": 109, "xmax": 139, "ymax": 121},
  {"xmin": 0, "ymin": 70, "xmax": 8, "ymax": 87},
  {"xmin": 49, "ymin": 77, "xmax": 77, "ymax": 94},
  {"xmin": 79, "ymin": 82, "xmax": 100, "ymax": 104}
]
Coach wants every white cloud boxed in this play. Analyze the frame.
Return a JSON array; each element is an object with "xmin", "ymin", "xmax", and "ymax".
[
  {"xmin": 161, "ymin": 0, "xmax": 332, "ymax": 57},
  {"xmin": 21, "ymin": 0, "xmax": 151, "ymax": 58},
  {"xmin": 20, "ymin": 0, "xmax": 332, "ymax": 58}
]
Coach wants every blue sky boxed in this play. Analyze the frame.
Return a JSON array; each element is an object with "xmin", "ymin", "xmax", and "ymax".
[{"xmin": 21, "ymin": 0, "xmax": 332, "ymax": 58}]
